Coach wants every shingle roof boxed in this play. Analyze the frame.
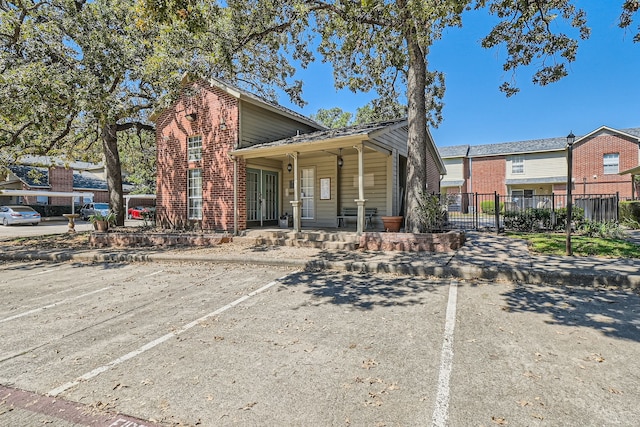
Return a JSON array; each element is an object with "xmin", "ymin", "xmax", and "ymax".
[
  {"xmin": 73, "ymin": 171, "xmax": 108, "ymax": 190},
  {"xmin": 468, "ymin": 136, "xmax": 567, "ymax": 157},
  {"xmin": 7, "ymin": 165, "xmax": 50, "ymax": 188},
  {"xmin": 238, "ymin": 119, "xmax": 407, "ymax": 150},
  {"xmin": 438, "ymin": 145, "xmax": 469, "ymax": 158},
  {"xmin": 6, "ymin": 165, "xmax": 108, "ymax": 191},
  {"xmin": 440, "ymin": 126, "xmax": 640, "ymax": 159}
]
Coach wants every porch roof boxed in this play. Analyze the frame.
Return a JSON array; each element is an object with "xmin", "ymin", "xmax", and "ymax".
[
  {"xmin": 230, "ymin": 119, "xmax": 407, "ymax": 159},
  {"xmin": 620, "ymin": 164, "xmax": 640, "ymax": 175},
  {"xmin": 505, "ymin": 176, "xmax": 567, "ymax": 185},
  {"xmin": 441, "ymin": 179, "xmax": 465, "ymax": 187}
]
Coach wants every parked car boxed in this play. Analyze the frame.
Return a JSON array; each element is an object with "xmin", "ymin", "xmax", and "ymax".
[
  {"xmin": 0, "ymin": 205, "xmax": 41, "ymax": 226},
  {"xmin": 80, "ymin": 202, "xmax": 110, "ymax": 221},
  {"xmin": 127, "ymin": 206, "xmax": 155, "ymax": 220}
]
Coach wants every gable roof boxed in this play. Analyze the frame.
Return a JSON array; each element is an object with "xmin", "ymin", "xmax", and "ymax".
[
  {"xmin": 439, "ymin": 126, "xmax": 640, "ymax": 159},
  {"xmin": 5, "ymin": 165, "xmax": 108, "ymax": 191},
  {"xmin": 230, "ymin": 119, "xmax": 447, "ymax": 175},
  {"xmin": 7, "ymin": 165, "xmax": 50, "ymax": 188}
]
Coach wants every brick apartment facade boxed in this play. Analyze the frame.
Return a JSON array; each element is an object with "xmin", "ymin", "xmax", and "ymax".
[
  {"xmin": 155, "ymin": 76, "xmax": 446, "ymax": 234},
  {"xmin": 439, "ymin": 126, "xmax": 640, "ymax": 202}
]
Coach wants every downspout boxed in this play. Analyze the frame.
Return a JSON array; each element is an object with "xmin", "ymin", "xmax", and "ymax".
[{"xmin": 232, "ymin": 155, "xmax": 238, "ymax": 236}]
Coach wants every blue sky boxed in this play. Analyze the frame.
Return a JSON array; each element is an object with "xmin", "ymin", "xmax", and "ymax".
[{"xmin": 280, "ymin": 2, "xmax": 639, "ymax": 147}]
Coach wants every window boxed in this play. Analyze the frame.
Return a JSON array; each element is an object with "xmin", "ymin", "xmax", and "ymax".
[
  {"xmin": 188, "ymin": 168, "xmax": 202, "ymax": 220},
  {"xmin": 36, "ymin": 196, "xmax": 49, "ymax": 205},
  {"xmin": 603, "ymin": 153, "xmax": 619, "ymax": 174},
  {"xmin": 301, "ymin": 168, "xmax": 314, "ymax": 219},
  {"xmin": 188, "ymin": 135, "xmax": 202, "ymax": 161},
  {"xmin": 511, "ymin": 156, "xmax": 524, "ymax": 174}
]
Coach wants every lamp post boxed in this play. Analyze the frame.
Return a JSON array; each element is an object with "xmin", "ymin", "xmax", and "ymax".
[{"xmin": 566, "ymin": 132, "xmax": 575, "ymax": 256}]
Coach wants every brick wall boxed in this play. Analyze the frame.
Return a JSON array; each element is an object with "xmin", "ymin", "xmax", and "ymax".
[
  {"xmin": 572, "ymin": 132, "xmax": 639, "ymax": 198},
  {"xmin": 470, "ymin": 156, "xmax": 506, "ymax": 194},
  {"xmin": 156, "ymin": 80, "xmax": 244, "ymax": 231},
  {"xmin": 49, "ymin": 166, "xmax": 73, "ymax": 205}
]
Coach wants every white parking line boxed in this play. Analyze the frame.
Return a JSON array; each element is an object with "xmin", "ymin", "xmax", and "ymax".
[
  {"xmin": 0, "ymin": 287, "xmax": 111, "ymax": 324},
  {"xmin": 48, "ymin": 275, "xmax": 288, "ymax": 397},
  {"xmin": 432, "ymin": 281, "xmax": 458, "ymax": 427}
]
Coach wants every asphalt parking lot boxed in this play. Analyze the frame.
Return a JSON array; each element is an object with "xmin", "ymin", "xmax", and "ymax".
[{"xmin": 0, "ymin": 259, "xmax": 639, "ymax": 426}]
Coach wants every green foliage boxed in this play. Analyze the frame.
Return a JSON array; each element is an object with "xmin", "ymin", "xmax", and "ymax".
[
  {"xmin": 579, "ymin": 220, "xmax": 626, "ymax": 240},
  {"xmin": 510, "ymin": 232, "xmax": 640, "ymax": 258},
  {"xmin": 619, "ymin": 201, "xmax": 640, "ymax": 229},
  {"xmin": 310, "ymin": 108, "xmax": 353, "ymax": 128},
  {"xmin": 89, "ymin": 211, "xmax": 116, "ymax": 224},
  {"xmin": 480, "ymin": 200, "xmax": 503, "ymax": 215},
  {"xmin": 416, "ymin": 192, "xmax": 447, "ymax": 232},
  {"xmin": 503, "ymin": 208, "xmax": 553, "ymax": 232}
]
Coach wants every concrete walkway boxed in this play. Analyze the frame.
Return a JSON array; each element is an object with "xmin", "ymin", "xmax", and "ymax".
[{"xmin": 1, "ymin": 231, "xmax": 639, "ymax": 288}]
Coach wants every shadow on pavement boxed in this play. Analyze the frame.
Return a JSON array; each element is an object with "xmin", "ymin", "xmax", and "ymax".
[
  {"xmin": 502, "ymin": 284, "xmax": 640, "ymax": 342},
  {"xmin": 279, "ymin": 270, "xmax": 447, "ymax": 310}
]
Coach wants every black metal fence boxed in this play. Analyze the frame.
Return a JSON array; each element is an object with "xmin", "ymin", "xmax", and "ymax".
[{"xmin": 436, "ymin": 192, "xmax": 619, "ymax": 233}]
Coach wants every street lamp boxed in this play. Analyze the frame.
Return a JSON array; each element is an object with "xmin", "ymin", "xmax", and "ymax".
[{"xmin": 566, "ymin": 131, "xmax": 575, "ymax": 256}]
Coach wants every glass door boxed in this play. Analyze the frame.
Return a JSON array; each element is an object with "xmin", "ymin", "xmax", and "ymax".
[{"xmin": 246, "ymin": 168, "xmax": 279, "ymax": 225}]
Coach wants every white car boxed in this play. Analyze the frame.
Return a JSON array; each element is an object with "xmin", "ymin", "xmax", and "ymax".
[{"xmin": 0, "ymin": 205, "xmax": 41, "ymax": 226}]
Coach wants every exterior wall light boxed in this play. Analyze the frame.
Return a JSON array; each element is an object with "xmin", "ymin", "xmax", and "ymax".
[{"xmin": 287, "ymin": 163, "xmax": 292, "ymax": 173}]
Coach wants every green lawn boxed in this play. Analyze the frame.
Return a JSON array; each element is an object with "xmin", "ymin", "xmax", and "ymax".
[{"xmin": 507, "ymin": 232, "xmax": 640, "ymax": 258}]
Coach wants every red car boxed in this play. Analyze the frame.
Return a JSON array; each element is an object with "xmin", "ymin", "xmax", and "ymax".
[{"xmin": 127, "ymin": 206, "xmax": 154, "ymax": 220}]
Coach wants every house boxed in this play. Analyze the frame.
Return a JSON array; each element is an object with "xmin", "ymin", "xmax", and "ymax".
[
  {"xmin": 439, "ymin": 126, "xmax": 640, "ymax": 209},
  {"xmin": 0, "ymin": 157, "xmax": 110, "ymax": 206},
  {"xmin": 155, "ymin": 77, "xmax": 445, "ymax": 234}
]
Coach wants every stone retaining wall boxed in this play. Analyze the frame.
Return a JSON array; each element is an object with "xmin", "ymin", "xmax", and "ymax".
[
  {"xmin": 359, "ymin": 231, "xmax": 465, "ymax": 252},
  {"xmin": 89, "ymin": 232, "xmax": 232, "ymax": 248}
]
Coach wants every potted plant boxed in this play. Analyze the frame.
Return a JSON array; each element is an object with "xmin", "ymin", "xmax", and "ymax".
[
  {"xmin": 381, "ymin": 215, "xmax": 404, "ymax": 232},
  {"xmin": 89, "ymin": 211, "xmax": 116, "ymax": 232}
]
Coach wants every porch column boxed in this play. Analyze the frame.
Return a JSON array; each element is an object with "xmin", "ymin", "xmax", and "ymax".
[
  {"xmin": 289, "ymin": 152, "xmax": 301, "ymax": 232},
  {"xmin": 354, "ymin": 144, "xmax": 367, "ymax": 235}
]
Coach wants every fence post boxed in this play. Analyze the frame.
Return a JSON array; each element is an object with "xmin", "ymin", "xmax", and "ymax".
[
  {"xmin": 616, "ymin": 192, "xmax": 619, "ymax": 222},
  {"xmin": 475, "ymin": 192, "xmax": 478, "ymax": 230},
  {"xmin": 495, "ymin": 191, "xmax": 500, "ymax": 235}
]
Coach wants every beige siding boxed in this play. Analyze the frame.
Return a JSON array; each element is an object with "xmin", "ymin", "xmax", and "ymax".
[
  {"xmin": 443, "ymin": 158, "xmax": 464, "ymax": 181},
  {"xmin": 372, "ymin": 126, "xmax": 408, "ymax": 157},
  {"xmin": 506, "ymin": 151, "xmax": 565, "ymax": 179},
  {"xmin": 339, "ymin": 151, "xmax": 388, "ymax": 229},
  {"xmin": 281, "ymin": 153, "xmax": 339, "ymax": 227},
  {"xmin": 240, "ymin": 102, "xmax": 317, "ymax": 147},
  {"xmin": 280, "ymin": 150, "xmax": 389, "ymax": 228}
]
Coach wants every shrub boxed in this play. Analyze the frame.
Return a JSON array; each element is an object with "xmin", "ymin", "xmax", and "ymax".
[
  {"xmin": 416, "ymin": 192, "xmax": 447, "ymax": 232},
  {"xmin": 503, "ymin": 208, "xmax": 552, "ymax": 232},
  {"xmin": 480, "ymin": 200, "xmax": 504, "ymax": 215},
  {"xmin": 28, "ymin": 205, "xmax": 77, "ymax": 217},
  {"xmin": 619, "ymin": 201, "xmax": 640, "ymax": 229},
  {"xmin": 579, "ymin": 220, "xmax": 626, "ymax": 239}
]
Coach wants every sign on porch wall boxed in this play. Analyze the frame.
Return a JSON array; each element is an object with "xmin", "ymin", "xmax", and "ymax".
[{"xmin": 320, "ymin": 178, "xmax": 331, "ymax": 200}]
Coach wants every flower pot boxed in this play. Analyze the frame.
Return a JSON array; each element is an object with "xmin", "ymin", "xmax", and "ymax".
[
  {"xmin": 94, "ymin": 220, "xmax": 109, "ymax": 232},
  {"xmin": 381, "ymin": 216, "xmax": 403, "ymax": 232}
]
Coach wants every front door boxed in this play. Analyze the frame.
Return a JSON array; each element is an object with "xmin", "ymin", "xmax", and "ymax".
[{"xmin": 246, "ymin": 169, "xmax": 279, "ymax": 226}]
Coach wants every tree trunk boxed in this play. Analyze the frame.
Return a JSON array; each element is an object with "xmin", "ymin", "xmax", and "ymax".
[
  {"xmin": 102, "ymin": 123, "xmax": 125, "ymax": 226},
  {"xmin": 403, "ymin": 28, "xmax": 428, "ymax": 233}
]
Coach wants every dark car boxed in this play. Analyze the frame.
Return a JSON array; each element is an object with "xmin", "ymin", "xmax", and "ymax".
[{"xmin": 0, "ymin": 205, "xmax": 41, "ymax": 226}]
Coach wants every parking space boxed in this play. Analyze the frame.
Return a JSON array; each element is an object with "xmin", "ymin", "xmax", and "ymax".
[{"xmin": 0, "ymin": 260, "xmax": 639, "ymax": 426}]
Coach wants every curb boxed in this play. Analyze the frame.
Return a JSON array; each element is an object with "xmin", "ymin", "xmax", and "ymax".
[{"xmin": 2, "ymin": 251, "xmax": 639, "ymax": 289}]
